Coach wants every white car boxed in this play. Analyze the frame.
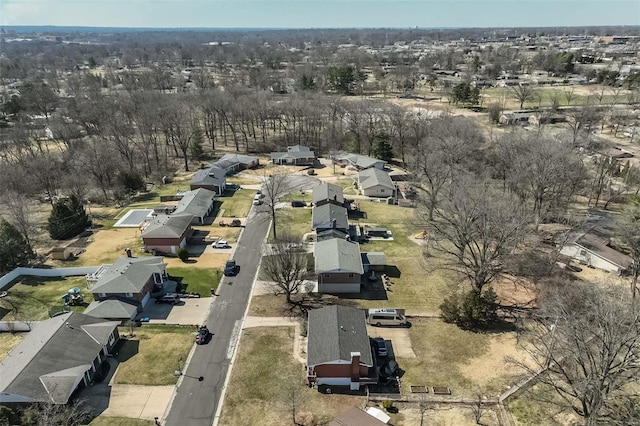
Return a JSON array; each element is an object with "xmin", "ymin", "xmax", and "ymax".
[
  {"xmin": 211, "ymin": 240, "xmax": 231, "ymax": 249},
  {"xmin": 253, "ymin": 195, "xmax": 262, "ymax": 205}
]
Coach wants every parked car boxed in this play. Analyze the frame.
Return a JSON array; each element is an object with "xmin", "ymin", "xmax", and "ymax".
[
  {"xmin": 156, "ymin": 293, "xmax": 179, "ymax": 304},
  {"xmin": 291, "ymin": 200, "xmax": 306, "ymax": 208},
  {"xmin": 381, "ymin": 360, "xmax": 399, "ymax": 380},
  {"xmin": 372, "ymin": 337, "xmax": 388, "ymax": 357},
  {"xmin": 196, "ymin": 325, "xmax": 210, "ymax": 345},
  {"xmin": 211, "ymin": 240, "xmax": 231, "ymax": 249},
  {"xmin": 224, "ymin": 260, "xmax": 239, "ymax": 276},
  {"xmin": 256, "ymin": 190, "xmax": 264, "ymax": 198},
  {"xmin": 253, "ymin": 196, "xmax": 262, "ymax": 206}
]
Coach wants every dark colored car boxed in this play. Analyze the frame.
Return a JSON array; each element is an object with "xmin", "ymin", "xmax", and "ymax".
[
  {"xmin": 372, "ymin": 337, "xmax": 388, "ymax": 357},
  {"xmin": 156, "ymin": 293, "xmax": 179, "ymax": 304},
  {"xmin": 224, "ymin": 260, "xmax": 239, "ymax": 276},
  {"xmin": 196, "ymin": 326, "xmax": 210, "ymax": 345},
  {"xmin": 291, "ymin": 200, "xmax": 306, "ymax": 208}
]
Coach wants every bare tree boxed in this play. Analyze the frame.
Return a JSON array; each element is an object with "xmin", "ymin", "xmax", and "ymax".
[
  {"xmin": 510, "ymin": 83, "xmax": 537, "ymax": 109},
  {"xmin": 614, "ymin": 205, "xmax": 640, "ymax": 300},
  {"xmin": 261, "ymin": 171, "xmax": 293, "ymax": 240},
  {"xmin": 424, "ymin": 177, "xmax": 531, "ymax": 292},
  {"xmin": 514, "ymin": 283, "xmax": 640, "ymax": 425},
  {"xmin": 21, "ymin": 398, "xmax": 94, "ymax": 426},
  {"xmin": 3, "ymin": 192, "xmax": 35, "ymax": 246},
  {"xmin": 261, "ymin": 232, "xmax": 308, "ymax": 309},
  {"xmin": 470, "ymin": 394, "xmax": 486, "ymax": 425}
]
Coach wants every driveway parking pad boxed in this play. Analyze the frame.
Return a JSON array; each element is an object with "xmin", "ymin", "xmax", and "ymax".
[
  {"xmin": 101, "ymin": 385, "xmax": 174, "ymax": 420},
  {"xmin": 367, "ymin": 326, "xmax": 416, "ymax": 358}
]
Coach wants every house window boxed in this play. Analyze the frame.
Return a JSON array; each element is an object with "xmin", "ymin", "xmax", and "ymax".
[
  {"xmin": 380, "ymin": 189, "xmax": 385, "ymax": 193},
  {"xmin": 348, "ymin": 273, "xmax": 355, "ymax": 278},
  {"xmin": 126, "ymin": 292, "xmax": 133, "ymax": 298},
  {"xmin": 324, "ymin": 274, "xmax": 330, "ymax": 278},
  {"xmin": 108, "ymin": 333, "xmax": 115, "ymax": 346},
  {"xmin": 99, "ymin": 292, "xmax": 106, "ymax": 298},
  {"xmin": 579, "ymin": 250, "xmax": 587, "ymax": 256}
]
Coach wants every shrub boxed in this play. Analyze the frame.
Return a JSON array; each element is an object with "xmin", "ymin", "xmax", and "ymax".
[
  {"xmin": 381, "ymin": 400, "xmax": 394, "ymax": 410},
  {"xmin": 307, "ymin": 169, "xmax": 316, "ymax": 175},
  {"xmin": 440, "ymin": 288, "xmax": 498, "ymax": 330},
  {"xmin": 487, "ymin": 103, "xmax": 502, "ymax": 124},
  {"xmin": 177, "ymin": 247, "xmax": 189, "ymax": 262}
]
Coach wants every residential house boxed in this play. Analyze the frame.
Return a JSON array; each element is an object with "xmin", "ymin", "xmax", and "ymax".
[
  {"xmin": 499, "ymin": 111, "xmax": 534, "ymax": 126},
  {"xmin": 190, "ymin": 165, "xmax": 227, "ymax": 195},
  {"xmin": 271, "ymin": 145, "xmax": 316, "ymax": 166},
  {"xmin": 334, "ymin": 152, "xmax": 386, "ymax": 170},
  {"xmin": 312, "ymin": 182, "xmax": 345, "ymax": 207},
  {"xmin": 174, "ymin": 188, "xmax": 216, "ymax": 224},
  {"xmin": 560, "ymin": 229, "xmax": 632, "ymax": 274},
  {"xmin": 84, "ymin": 256, "xmax": 169, "ymax": 320},
  {"xmin": 357, "ymin": 168, "xmax": 395, "ymax": 198},
  {"xmin": 141, "ymin": 213, "xmax": 193, "ymax": 255},
  {"xmin": 0, "ymin": 312, "xmax": 119, "ymax": 404},
  {"xmin": 212, "ymin": 153, "xmax": 259, "ymax": 175},
  {"xmin": 314, "ymin": 238, "xmax": 364, "ymax": 293},
  {"xmin": 306, "ymin": 305, "xmax": 376, "ymax": 390},
  {"xmin": 312, "ymin": 204, "xmax": 349, "ymax": 234}
]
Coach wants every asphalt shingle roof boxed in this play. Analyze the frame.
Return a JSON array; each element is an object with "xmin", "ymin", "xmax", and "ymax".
[
  {"xmin": 335, "ymin": 152, "xmax": 385, "ymax": 169},
  {"xmin": 312, "ymin": 204, "xmax": 348, "ymax": 231},
  {"xmin": 174, "ymin": 188, "xmax": 215, "ymax": 218},
  {"xmin": 312, "ymin": 183, "xmax": 344, "ymax": 205},
  {"xmin": 84, "ymin": 299, "xmax": 138, "ymax": 320},
  {"xmin": 314, "ymin": 238, "xmax": 364, "ymax": 274},
  {"xmin": 307, "ymin": 305, "xmax": 372, "ymax": 367},
  {"xmin": 0, "ymin": 312, "xmax": 119, "ymax": 404},
  {"xmin": 90, "ymin": 256, "xmax": 166, "ymax": 294},
  {"xmin": 141, "ymin": 213, "xmax": 193, "ymax": 239},
  {"xmin": 357, "ymin": 168, "xmax": 395, "ymax": 190},
  {"xmin": 190, "ymin": 166, "xmax": 226, "ymax": 187}
]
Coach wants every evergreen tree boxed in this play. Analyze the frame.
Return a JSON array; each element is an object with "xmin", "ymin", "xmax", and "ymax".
[
  {"xmin": 48, "ymin": 196, "xmax": 90, "ymax": 240},
  {"xmin": 190, "ymin": 127, "xmax": 205, "ymax": 161},
  {"xmin": 0, "ymin": 217, "xmax": 35, "ymax": 273},
  {"xmin": 373, "ymin": 134, "xmax": 394, "ymax": 162}
]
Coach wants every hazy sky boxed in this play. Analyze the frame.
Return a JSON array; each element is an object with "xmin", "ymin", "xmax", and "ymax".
[{"xmin": 1, "ymin": 0, "xmax": 638, "ymax": 28}]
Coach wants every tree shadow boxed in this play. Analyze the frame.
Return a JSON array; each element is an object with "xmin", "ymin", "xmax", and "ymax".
[{"xmin": 114, "ymin": 338, "xmax": 140, "ymax": 362}]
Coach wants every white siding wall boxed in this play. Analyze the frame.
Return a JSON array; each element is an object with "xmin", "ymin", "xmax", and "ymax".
[
  {"xmin": 560, "ymin": 244, "xmax": 620, "ymax": 273},
  {"xmin": 316, "ymin": 377, "xmax": 351, "ymax": 386}
]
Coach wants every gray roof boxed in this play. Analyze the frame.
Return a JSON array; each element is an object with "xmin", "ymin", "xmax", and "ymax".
[
  {"xmin": 335, "ymin": 152, "xmax": 385, "ymax": 169},
  {"xmin": 574, "ymin": 232, "xmax": 632, "ymax": 269},
  {"xmin": 190, "ymin": 166, "xmax": 226, "ymax": 188},
  {"xmin": 312, "ymin": 204, "xmax": 349, "ymax": 231},
  {"xmin": 271, "ymin": 151, "xmax": 316, "ymax": 161},
  {"xmin": 314, "ymin": 238, "xmax": 364, "ymax": 274},
  {"xmin": 358, "ymin": 168, "xmax": 395, "ymax": 190},
  {"xmin": 312, "ymin": 183, "xmax": 344, "ymax": 205},
  {"xmin": 361, "ymin": 252, "xmax": 387, "ymax": 266},
  {"xmin": 0, "ymin": 312, "xmax": 119, "ymax": 404},
  {"xmin": 331, "ymin": 407, "xmax": 388, "ymax": 426},
  {"xmin": 212, "ymin": 153, "xmax": 258, "ymax": 171},
  {"xmin": 174, "ymin": 188, "xmax": 215, "ymax": 218},
  {"xmin": 84, "ymin": 299, "xmax": 139, "ymax": 319},
  {"xmin": 90, "ymin": 256, "xmax": 166, "ymax": 294},
  {"xmin": 317, "ymin": 228, "xmax": 349, "ymax": 242},
  {"xmin": 307, "ymin": 306, "xmax": 372, "ymax": 366},
  {"xmin": 141, "ymin": 213, "xmax": 193, "ymax": 239}
]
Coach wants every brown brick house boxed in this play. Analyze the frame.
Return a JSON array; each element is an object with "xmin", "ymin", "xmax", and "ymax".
[
  {"xmin": 306, "ymin": 305, "xmax": 376, "ymax": 391},
  {"xmin": 141, "ymin": 213, "xmax": 194, "ymax": 255}
]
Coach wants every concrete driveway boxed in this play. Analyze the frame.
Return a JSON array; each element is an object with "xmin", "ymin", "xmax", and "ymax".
[
  {"xmin": 101, "ymin": 384, "xmax": 174, "ymax": 420},
  {"xmin": 144, "ymin": 297, "xmax": 212, "ymax": 326},
  {"xmin": 367, "ymin": 325, "xmax": 416, "ymax": 359}
]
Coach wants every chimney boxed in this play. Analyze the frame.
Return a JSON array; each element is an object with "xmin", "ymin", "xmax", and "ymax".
[
  {"xmin": 350, "ymin": 352, "xmax": 361, "ymax": 382},
  {"xmin": 125, "ymin": 248, "xmax": 132, "ymax": 258},
  {"xmin": 332, "ymin": 218, "xmax": 337, "ymax": 229}
]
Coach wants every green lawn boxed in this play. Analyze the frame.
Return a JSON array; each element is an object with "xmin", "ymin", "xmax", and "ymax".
[
  {"xmin": 0, "ymin": 276, "xmax": 90, "ymax": 321},
  {"xmin": 220, "ymin": 327, "xmax": 364, "ymax": 426},
  {"xmin": 218, "ymin": 189, "xmax": 254, "ymax": 217},
  {"xmin": 167, "ymin": 267, "xmax": 220, "ymax": 294},
  {"xmin": 113, "ymin": 325, "xmax": 193, "ymax": 386}
]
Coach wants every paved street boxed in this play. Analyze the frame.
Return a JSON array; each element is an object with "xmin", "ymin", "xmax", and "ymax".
[{"xmin": 164, "ymin": 205, "xmax": 270, "ymax": 426}]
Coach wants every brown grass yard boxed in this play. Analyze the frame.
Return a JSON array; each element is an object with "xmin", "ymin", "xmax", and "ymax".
[
  {"xmin": 0, "ymin": 332, "xmax": 26, "ymax": 361},
  {"xmin": 219, "ymin": 327, "xmax": 364, "ymax": 426},
  {"xmin": 112, "ymin": 325, "xmax": 193, "ymax": 386},
  {"xmin": 399, "ymin": 319, "xmax": 530, "ymax": 397}
]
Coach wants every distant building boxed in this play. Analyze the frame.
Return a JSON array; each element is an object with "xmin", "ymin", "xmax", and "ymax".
[{"xmin": 271, "ymin": 145, "xmax": 316, "ymax": 166}]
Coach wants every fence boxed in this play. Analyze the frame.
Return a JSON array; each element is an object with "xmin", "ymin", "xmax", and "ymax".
[{"xmin": 0, "ymin": 266, "xmax": 100, "ymax": 291}]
